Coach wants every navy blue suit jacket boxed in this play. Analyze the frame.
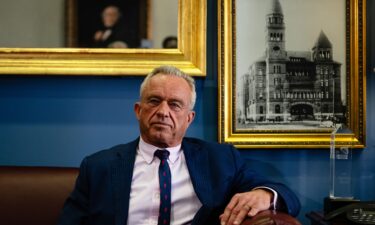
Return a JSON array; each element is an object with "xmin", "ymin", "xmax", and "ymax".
[{"xmin": 58, "ymin": 138, "xmax": 300, "ymax": 225}]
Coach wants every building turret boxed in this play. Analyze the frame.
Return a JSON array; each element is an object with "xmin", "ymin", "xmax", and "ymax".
[{"xmin": 312, "ymin": 30, "xmax": 333, "ymax": 62}]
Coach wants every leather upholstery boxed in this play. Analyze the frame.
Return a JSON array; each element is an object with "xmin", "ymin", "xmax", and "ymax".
[
  {"xmin": 0, "ymin": 166, "xmax": 300, "ymax": 225},
  {"xmin": 0, "ymin": 166, "xmax": 78, "ymax": 225},
  {"xmin": 241, "ymin": 210, "xmax": 301, "ymax": 225}
]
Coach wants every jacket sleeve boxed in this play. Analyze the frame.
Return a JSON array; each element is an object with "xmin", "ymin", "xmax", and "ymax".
[{"xmin": 229, "ymin": 145, "xmax": 301, "ymax": 217}]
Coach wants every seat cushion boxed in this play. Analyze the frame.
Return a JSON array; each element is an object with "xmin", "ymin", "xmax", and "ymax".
[{"xmin": 0, "ymin": 166, "xmax": 78, "ymax": 225}]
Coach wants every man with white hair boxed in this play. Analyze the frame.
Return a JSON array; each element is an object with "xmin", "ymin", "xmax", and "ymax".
[{"xmin": 58, "ymin": 65, "xmax": 300, "ymax": 225}]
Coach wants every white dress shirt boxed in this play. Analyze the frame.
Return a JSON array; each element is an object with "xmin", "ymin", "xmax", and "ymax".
[{"xmin": 127, "ymin": 138, "xmax": 202, "ymax": 225}]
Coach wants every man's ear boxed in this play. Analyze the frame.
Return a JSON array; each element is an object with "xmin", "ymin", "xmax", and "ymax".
[
  {"xmin": 134, "ymin": 102, "xmax": 141, "ymax": 120},
  {"xmin": 187, "ymin": 111, "xmax": 195, "ymax": 124}
]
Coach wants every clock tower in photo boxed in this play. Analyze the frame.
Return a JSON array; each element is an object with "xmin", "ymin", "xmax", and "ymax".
[
  {"xmin": 239, "ymin": 0, "xmax": 344, "ymax": 126},
  {"xmin": 265, "ymin": 0, "xmax": 288, "ymax": 121},
  {"xmin": 266, "ymin": 0, "xmax": 286, "ymax": 60}
]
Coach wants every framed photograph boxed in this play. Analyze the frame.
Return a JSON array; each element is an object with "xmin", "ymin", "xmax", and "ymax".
[
  {"xmin": 218, "ymin": 0, "xmax": 366, "ymax": 148},
  {"xmin": 0, "ymin": 0, "xmax": 206, "ymax": 76},
  {"xmin": 65, "ymin": 0, "xmax": 150, "ymax": 48}
]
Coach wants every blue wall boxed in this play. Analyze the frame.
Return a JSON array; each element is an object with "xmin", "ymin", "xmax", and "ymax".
[{"xmin": 0, "ymin": 1, "xmax": 374, "ymax": 224}]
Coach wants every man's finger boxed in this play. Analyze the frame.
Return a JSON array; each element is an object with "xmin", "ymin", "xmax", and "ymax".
[
  {"xmin": 232, "ymin": 204, "xmax": 251, "ymax": 225},
  {"xmin": 220, "ymin": 195, "xmax": 240, "ymax": 225},
  {"xmin": 247, "ymin": 207, "xmax": 260, "ymax": 217},
  {"xmin": 226, "ymin": 197, "xmax": 253, "ymax": 225}
]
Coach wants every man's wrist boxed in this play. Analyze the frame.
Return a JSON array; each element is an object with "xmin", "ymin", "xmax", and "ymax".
[{"xmin": 252, "ymin": 187, "xmax": 278, "ymax": 209}]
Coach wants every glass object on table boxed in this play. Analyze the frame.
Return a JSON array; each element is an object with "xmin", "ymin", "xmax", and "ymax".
[{"xmin": 329, "ymin": 124, "xmax": 354, "ymax": 199}]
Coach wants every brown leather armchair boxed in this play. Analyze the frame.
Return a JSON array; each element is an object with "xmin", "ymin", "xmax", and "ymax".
[
  {"xmin": 0, "ymin": 166, "xmax": 78, "ymax": 225},
  {"xmin": 0, "ymin": 166, "xmax": 300, "ymax": 225},
  {"xmin": 241, "ymin": 210, "xmax": 301, "ymax": 225}
]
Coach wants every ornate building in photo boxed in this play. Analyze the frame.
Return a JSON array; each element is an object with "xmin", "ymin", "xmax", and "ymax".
[{"xmin": 238, "ymin": 0, "xmax": 344, "ymax": 124}]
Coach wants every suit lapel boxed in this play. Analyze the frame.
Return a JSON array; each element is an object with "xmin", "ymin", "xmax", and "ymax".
[
  {"xmin": 110, "ymin": 138, "xmax": 215, "ymax": 225},
  {"xmin": 182, "ymin": 139, "xmax": 213, "ymax": 207},
  {"xmin": 111, "ymin": 139, "xmax": 138, "ymax": 225}
]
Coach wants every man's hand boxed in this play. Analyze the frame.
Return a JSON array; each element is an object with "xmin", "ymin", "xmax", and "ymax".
[{"xmin": 219, "ymin": 189, "xmax": 273, "ymax": 225}]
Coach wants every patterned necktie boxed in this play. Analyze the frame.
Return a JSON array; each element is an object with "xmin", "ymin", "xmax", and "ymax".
[{"xmin": 154, "ymin": 149, "xmax": 171, "ymax": 225}]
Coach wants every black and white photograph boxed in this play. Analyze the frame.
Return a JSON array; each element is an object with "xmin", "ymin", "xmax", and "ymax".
[
  {"xmin": 218, "ymin": 0, "xmax": 366, "ymax": 148},
  {"xmin": 235, "ymin": 0, "xmax": 346, "ymax": 131}
]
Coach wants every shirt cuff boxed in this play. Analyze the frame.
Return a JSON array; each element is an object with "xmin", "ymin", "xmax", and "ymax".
[{"xmin": 252, "ymin": 186, "xmax": 278, "ymax": 210}]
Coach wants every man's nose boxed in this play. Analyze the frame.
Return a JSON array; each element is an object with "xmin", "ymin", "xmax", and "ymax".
[{"xmin": 156, "ymin": 101, "xmax": 170, "ymax": 117}]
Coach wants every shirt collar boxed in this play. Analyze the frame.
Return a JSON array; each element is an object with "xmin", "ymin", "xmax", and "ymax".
[{"xmin": 138, "ymin": 137, "xmax": 182, "ymax": 165}]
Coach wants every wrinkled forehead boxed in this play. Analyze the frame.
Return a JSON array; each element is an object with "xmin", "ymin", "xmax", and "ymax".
[{"xmin": 142, "ymin": 74, "xmax": 191, "ymax": 97}]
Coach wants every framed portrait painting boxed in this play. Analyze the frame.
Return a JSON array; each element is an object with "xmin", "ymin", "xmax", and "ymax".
[
  {"xmin": 0, "ymin": 0, "xmax": 206, "ymax": 76},
  {"xmin": 66, "ymin": 0, "xmax": 150, "ymax": 48},
  {"xmin": 218, "ymin": 0, "xmax": 366, "ymax": 148}
]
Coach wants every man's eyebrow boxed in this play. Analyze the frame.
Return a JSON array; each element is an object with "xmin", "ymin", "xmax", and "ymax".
[
  {"xmin": 145, "ymin": 94, "xmax": 161, "ymax": 99},
  {"xmin": 145, "ymin": 95, "xmax": 186, "ymax": 105},
  {"xmin": 169, "ymin": 98, "xmax": 184, "ymax": 103}
]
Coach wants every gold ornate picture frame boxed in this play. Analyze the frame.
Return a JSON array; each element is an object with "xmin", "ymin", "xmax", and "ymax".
[
  {"xmin": 0, "ymin": 0, "xmax": 206, "ymax": 76},
  {"xmin": 65, "ymin": 0, "xmax": 151, "ymax": 49},
  {"xmin": 218, "ymin": 0, "xmax": 366, "ymax": 148}
]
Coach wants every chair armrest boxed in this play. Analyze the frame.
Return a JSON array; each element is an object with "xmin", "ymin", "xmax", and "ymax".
[{"xmin": 240, "ymin": 210, "xmax": 301, "ymax": 225}]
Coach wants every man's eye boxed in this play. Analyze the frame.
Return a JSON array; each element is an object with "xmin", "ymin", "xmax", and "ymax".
[
  {"xmin": 169, "ymin": 102, "xmax": 182, "ymax": 110},
  {"xmin": 148, "ymin": 99, "xmax": 160, "ymax": 105}
]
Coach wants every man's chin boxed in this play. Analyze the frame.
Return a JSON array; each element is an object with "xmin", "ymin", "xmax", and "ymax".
[
  {"xmin": 151, "ymin": 123, "xmax": 172, "ymax": 130},
  {"xmin": 148, "ymin": 133, "xmax": 175, "ymax": 147}
]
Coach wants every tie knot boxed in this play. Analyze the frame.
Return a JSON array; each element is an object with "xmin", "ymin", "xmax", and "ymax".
[{"xmin": 154, "ymin": 149, "xmax": 170, "ymax": 160}]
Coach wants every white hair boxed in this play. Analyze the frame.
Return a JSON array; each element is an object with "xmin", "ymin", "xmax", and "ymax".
[{"xmin": 140, "ymin": 65, "xmax": 196, "ymax": 110}]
